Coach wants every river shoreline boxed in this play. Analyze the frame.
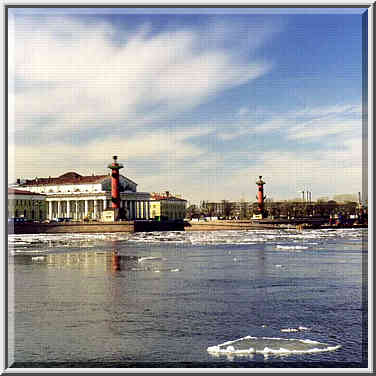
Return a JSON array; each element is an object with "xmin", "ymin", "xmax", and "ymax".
[{"xmin": 8, "ymin": 219, "xmax": 367, "ymax": 234}]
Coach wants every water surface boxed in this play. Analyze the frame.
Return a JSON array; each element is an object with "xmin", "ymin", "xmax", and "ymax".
[{"xmin": 8, "ymin": 228, "xmax": 368, "ymax": 368}]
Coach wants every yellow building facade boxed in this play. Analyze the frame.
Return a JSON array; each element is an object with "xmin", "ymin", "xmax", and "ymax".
[
  {"xmin": 8, "ymin": 188, "xmax": 47, "ymax": 221},
  {"xmin": 150, "ymin": 201, "xmax": 162, "ymax": 219},
  {"xmin": 150, "ymin": 193, "xmax": 187, "ymax": 220}
]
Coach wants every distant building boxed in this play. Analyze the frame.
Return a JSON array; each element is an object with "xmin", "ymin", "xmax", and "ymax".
[
  {"xmin": 150, "ymin": 192, "xmax": 187, "ymax": 220},
  {"xmin": 202, "ymin": 201, "xmax": 250, "ymax": 219},
  {"xmin": 17, "ymin": 171, "xmax": 150, "ymax": 221},
  {"xmin": 8, "ymin": 188, "xmax": 47, "ymax": 221}
]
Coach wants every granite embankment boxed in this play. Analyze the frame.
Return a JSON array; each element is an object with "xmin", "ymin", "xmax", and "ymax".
[
  {"xmin": 185, "ymin": 220, "xmax": 367, "ymax": 231},
  {"xmin": 9, "ymin": 219, "xmax": 365, "ymax": 235},
  {"xmin": 9, "ymin": 220, "xmax": 185, "ymax": 234},
  {"xmin": 10, "ymin": 220, "xmax": 275, "ymax": 234},
  {"xmin": 185, "ymin": 220, "xmax": 284, "ymax": 231},
  {"xmin": 9, "ymin": 221, "xmax": 134, "ymax": 234}
]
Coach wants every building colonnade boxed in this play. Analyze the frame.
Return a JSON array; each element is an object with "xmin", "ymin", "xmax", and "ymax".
[{"xmin": 47, "ymin": 197, "xmax": 150, "ymax": 221}]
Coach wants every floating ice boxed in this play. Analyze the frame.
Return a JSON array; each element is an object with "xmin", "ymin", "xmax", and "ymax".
[
  {"xmin": 276, "ymin": 245, "xmax": 308, "ymax": 250},
  {"xmin": 31, "ymin": 256, "xmax": 45, "ymax": 261},
  {"xmin": 8, "ymin": 232, "xmax": 131, "ymax": 253},
  {"xmin": 280, "ymin": 328, "xmax": 298, "ymax": 332},
  {"xmin": 207, "ymin": 336, "xmax": 341, "ymax": 358},
  {"xmin": 138, "ymin": 256, "xmax": 163, "ymax": 263},
  {"xmin": 280, "ymin": 326, "xmax": 311, "ymax": 332},
  {"xmin": 151, "ymin": 267, "xmax": 181, "ymax": 273},
  {"xmin": 8, "ymin": 228, "xmax": 364, "ymax": 254},
  {"xmin": 298, "ymin": 326, "xmax": 310, "ymax": 331}
]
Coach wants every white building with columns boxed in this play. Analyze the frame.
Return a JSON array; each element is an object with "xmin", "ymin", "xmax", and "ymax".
[{"xmin": 18, "ymin": 171, "xmax": 151, "ymax": 221}]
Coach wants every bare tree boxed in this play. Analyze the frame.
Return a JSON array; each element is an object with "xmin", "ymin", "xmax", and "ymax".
[{"xmin": 239, "ymin": 199, "xmax": 249, "ymax": 219}]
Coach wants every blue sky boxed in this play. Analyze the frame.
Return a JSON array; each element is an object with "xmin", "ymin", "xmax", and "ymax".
[{"xmin": 8, "ymin": 7, "xmax": 367, "ymax": 203}]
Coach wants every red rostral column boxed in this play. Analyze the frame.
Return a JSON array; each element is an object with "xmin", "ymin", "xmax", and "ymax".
[
  {"xmin": 256, "ymin": 176, "xmax": 266, "ymax": 215},
  {"xmin": 108, "ymin": 155, "xmax": 123, "ymax": 209}
]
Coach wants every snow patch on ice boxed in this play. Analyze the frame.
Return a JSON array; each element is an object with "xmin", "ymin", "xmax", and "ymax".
[
  {"xmin": 280, "ymin": 328, "xmax": 298, "ymax": 333},
  {"xmin": 276, "ymin": 245, "xmax": 308, "ymax": 250},
  {"xmin": 138, "ymin": 256, "xmax": 163, "ymax": 263},
  {"xmin": 207, "ymin": 335, "xmax": 341, "ymax": 358}
]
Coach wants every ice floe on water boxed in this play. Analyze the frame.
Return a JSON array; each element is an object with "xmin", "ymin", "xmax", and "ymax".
[
  {"xmin": 280, "ymin": 326, "xmax": 310, "ymax": 333},
  {"xmin": 128, "ymin": 228, "xmax": 364, "ymax": 247},
  {"xmin": 8, "ymin": 228, "xmax": 364, "ymax": 254},
  {"xmin": 276, "ymin": 245, "xmax": 308, "ymax": 251},
  {"xmin": 153, "ymin": 268, "xmax": 181, "ymax": 273},
  {"xmin": 31, "ymin": 256, "xmax": 46, "ymax": 262},
  {"xmin": 207, "ymin": 335, "xmax": 341, "ymax": 359},
  {"xmin": 138, "ymin": 256, "xmax": 164, "ymax": 263},
  {"xmin": 8, "ymin": 233, "xmax": 131, "ymax": 253}
]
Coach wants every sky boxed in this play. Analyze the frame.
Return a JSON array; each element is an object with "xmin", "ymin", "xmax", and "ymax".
[{"xmin": 7, "ymin": 7, "xmax": 368, "ymax": 204}]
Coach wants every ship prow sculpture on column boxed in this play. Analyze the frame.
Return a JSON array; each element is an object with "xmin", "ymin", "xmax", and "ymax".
[
  {"xmin": 107, "ymin": 155, "xmax": 124, "ymax": 221},
  {"xmin": 253, "ymin": 175, "xmax": 268, "ymax": 220}
]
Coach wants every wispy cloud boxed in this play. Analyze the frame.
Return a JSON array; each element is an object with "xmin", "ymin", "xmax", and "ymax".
[
  {"xmin": 214, "ymin": 102, "xmax": 362, "ymax": 142},
  {"xmin": 11, "ymin": 16, "xmax": 273, "ymax": 145},
  {"xmin": 287, "ymin": 104, "xmax": 362, "ymax": 140}
]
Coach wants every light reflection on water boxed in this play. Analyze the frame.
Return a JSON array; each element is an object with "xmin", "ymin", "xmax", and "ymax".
[{"xmin": 8, "ymin": 229, "xmax": 367, "ymax": 368}]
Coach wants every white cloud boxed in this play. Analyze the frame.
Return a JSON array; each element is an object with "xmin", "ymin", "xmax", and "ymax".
[
  {"xmin": 287, "ymin": 118, "xmax": 361, "ymax": 140},
  {"xmin": 8, "ymin": 126, "xmax": 213, "ymax": 182},
  {"xmin": 213, "ymin": 102, "xmax": 362, "ymax": 143},
  {"xmin": 294, "ymin": 103, "xmax": 362, "ymax": 118},
  {"xmin": 237, "ymin": 107, "xmax": 250, "ymax": 117},
  {"xmin": 11, "ymin": 16, "xmax": 271, "ymax": 141}
]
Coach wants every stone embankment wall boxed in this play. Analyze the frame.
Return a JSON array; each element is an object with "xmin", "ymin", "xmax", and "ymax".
[
  {"xmin": 9, "ymin": 220, "xmax": 367, "ymax": 235},
  {"xmin": 10, "ymin": 222, "xmax": 134, "ymax": 234},
  {"xmin": 185, "ymin": 220, "xmax": 276, "ymax": 231},
  {"xmin": 9, "ymin": 220, "xmax": 186, "ymax": 234},
  {"xmin": 134, "ymin": 221, "xmax": 185, "ymax": 232}
]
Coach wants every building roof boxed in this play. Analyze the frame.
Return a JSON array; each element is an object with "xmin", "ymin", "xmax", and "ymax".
[
  {"xmin": 19, "ymin": 171, "xmax": 138, "ymax": 187},
  {"xmin": 151, "ymin": 193, "xmax": 187, "ymax": 202},
  {"xmin": 8, "ymin": 188, "xmax": 46, "ymax": 196},
  {"xmin": 20, "ymin": 172, "xmax": 110, "ymax": 187}
]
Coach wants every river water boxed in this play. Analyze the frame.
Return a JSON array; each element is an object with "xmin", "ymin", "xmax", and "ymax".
[{"xmin": 8, "ymin": 228, "xmax": 368, "ymax": 368}]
